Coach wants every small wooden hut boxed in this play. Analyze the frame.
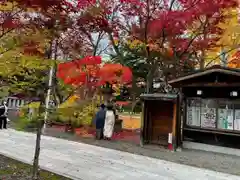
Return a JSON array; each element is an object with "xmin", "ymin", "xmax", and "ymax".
[{"xmin": 140, "ymin": 93, "xmax": 180, "ymax": 150}]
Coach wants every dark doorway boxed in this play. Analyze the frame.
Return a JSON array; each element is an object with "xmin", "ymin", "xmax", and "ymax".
[{"xmin": 148, "ymin": 101, "xmax": 174, "ymax": 146}]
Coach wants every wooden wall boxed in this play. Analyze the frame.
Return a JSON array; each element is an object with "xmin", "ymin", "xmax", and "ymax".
[{"xmin": 145, "ymin": 100, "xmax": 174, "ymax": 146}]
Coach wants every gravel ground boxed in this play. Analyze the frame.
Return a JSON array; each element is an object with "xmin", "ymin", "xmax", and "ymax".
[
  {"xmin": 42, "ymin": 127, "xmax": 240, "ymax": 176},
  {"xmin": 0, "ymin": 154, "xmax": 71, "ymax": 180}
]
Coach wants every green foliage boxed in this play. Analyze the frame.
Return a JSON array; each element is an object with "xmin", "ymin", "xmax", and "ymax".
[
  {"xmin": 20, "ymin": 103, "xmax": 41, "ymax": 121},
  {"xmin": 0, "ymin": 27, "xmax": 53, "ymax": 101},
  {"xmin": 13, "ymin": 115, "xmax": 39, "ymax": 132},
  {"xmin": 0, "ymin": 33, "xmax": 21, "ymax": 55},
  {"xmin": 54, "ymin": 79, "xmax": 75, "ymax": 104},
  {"xmin": 16, "ymin": 103, "xmax": 45, "ymax": 131},
  {"xmin": 0, "ymin": 86, "xmax": 9, "ymax": 98},
  {"xmin": 49, "ymin": 98, "xmax": 100, "ymax": 128},
  {"xmin": 0, "ymin": 51, "xmax": 51, "ymax": 99},
  {"xmin": 111, "ymin": 45, "xmax": 149, "ymax": 80},
  {"xmin": 0, "ymin": 25, "xmax": 51, "ymax": 57}
]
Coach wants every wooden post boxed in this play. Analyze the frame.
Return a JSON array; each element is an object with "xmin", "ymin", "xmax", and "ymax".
[
  {"xmin": 140, "ymin": 101, "xmax": 145, "ymax": 147},
  {"xmin": 178, "ymin": 92, "xmax": 183, "ymax": 147},
  {"xmin": 171, "ymin": 103, "xmax": 177, "ymax": 151}
]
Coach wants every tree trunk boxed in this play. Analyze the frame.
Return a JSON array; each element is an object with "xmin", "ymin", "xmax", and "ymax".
[
  {"xmin": 32, "ymin": 104, "xmax": 44, "ymax": 180},
  {"xmin": 200, "ymin": 58, "xmax": 205, "ymax": 70},
  {"xmin": 146, "ymin": 68, "xmax": 154, "ymax": 93},
  {"xmin": 131, "ymin": 77, "xmax": 137, "ymax": 113},
  {"xmin": 99, "ymin": 88, "xmax": 103, "ymax": 104},
  {"xmin": 140, "ymin": 67, "xmax": 153, "ymax": 147}
]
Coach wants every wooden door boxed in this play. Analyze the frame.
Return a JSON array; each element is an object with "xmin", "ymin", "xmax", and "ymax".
[{"xmin": 149, "ymin": 101, "xmax": 174, "ymax": 145}]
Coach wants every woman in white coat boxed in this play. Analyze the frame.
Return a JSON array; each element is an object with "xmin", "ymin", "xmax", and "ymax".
[{"xmin": 103, "ymin": 104, "xmax": 115, "ymax": 140}]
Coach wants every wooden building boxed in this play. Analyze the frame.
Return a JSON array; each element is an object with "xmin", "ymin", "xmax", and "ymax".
[
  {"xmin": 140, "ymin": 93, "xmax": 180, "ymax": 150},
  {"xmin": 169, "ymin": 66, "xmax": 240, "ymax": 148}
]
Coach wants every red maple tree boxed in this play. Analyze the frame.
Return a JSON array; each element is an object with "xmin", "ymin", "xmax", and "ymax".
[
  {"xmin": 73, "ymin": 0, "xmax": 237, "ymax": 92},
  {"xmin": 57, "ymin": 56, "xmax": 132, "ymax": 88},
  {"xmin": 57, "ymin": 56, "xmax": 102, "ymax": 86}
]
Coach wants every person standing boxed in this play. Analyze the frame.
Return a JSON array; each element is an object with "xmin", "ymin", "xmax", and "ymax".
[
  {"xmin": 103, "ymin": 104, "xmax": 115, "ymax": 140},
  {"xmin": 0, "ymin": 101, "xmax": 8, "ymax": 129},
  {"xmin": 94, "ymin": 104, "xmax": 106, "ymax": 140}
]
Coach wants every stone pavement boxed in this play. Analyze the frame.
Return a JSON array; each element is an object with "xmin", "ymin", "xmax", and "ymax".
[{"xmin": 0, "ymin": 129, "xmax": 239, "ymax": 180}]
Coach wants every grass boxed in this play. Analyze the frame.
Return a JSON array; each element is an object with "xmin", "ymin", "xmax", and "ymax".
[{"xmin": 0, "ymin": 154, "xmax": 71, "ymax": 180}]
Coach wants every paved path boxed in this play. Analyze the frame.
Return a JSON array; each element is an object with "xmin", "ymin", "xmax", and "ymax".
[{"xmin": 0, "ymin": 129, "xmax": 239, "ymax": 180}]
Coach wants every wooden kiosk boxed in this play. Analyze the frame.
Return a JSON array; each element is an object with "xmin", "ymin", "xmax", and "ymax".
[
  {"xmin": 140, "ymin": 93, "xmax": 180, "ymax": 150},
  {"xmin": 169, "ymin": 66, "xmax": 240, "ymax": 148}
]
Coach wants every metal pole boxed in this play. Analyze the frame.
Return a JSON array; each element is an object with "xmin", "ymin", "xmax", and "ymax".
[
  {"xmin": 43, "ymin": 66, "xmax": 54, "ymax": 130},
  {"xmin": 42, "ymin": 39, "xmax": 56, "ymax": 132}
]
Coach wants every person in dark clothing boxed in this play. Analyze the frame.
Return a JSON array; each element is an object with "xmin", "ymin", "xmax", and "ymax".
[
  {"xmin": 94, "ymin": 104, "xmax": 106, "ymax": 140},
  {"xmin": 0, "ymin": 101, "xmax": 8, "ymax": 129}
]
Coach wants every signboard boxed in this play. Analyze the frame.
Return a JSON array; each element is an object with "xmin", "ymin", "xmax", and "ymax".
[
  {"xmin": 201, "ymin": 107, "xmax": 216, "ymax": 128},
  {"xmin": 218, "ymin": 109, "xmax": 233, "ymax": 130},
  {"xmin": 187, "ymin": 99, "xmax": 201, "ymax": 126},
  {"xmin": 187, "ymin": 98, "xmax": 240, "ymax": 131},
  {"xmin": 234, "ymin": 110, "xmax": 240, "ymax": 131},
  {"xmin": 168, "ymin": 133, "xmax": 172, "ymax": 144},
  {"xmin": 187, "ymin": 106, "xmax": 193, "ymax": 125},
  {"xmin": 187, "ymin": 106, "xmax": 201, "ymax": 126}
]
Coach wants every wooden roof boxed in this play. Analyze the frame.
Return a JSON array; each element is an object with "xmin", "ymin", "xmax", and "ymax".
[{"xmin": 169, "ymin": 66, "xmax": 240, "ymax": 87}]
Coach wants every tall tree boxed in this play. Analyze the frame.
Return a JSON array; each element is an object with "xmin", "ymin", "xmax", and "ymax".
[
  {"xmin": 0, "ymin": 1, "xmax": 75, "ymax": 179},
  {"xmin": 74, "ymin": 0, "xmax": 237, "ymax": 93},
  {"xmin": 205, "ymin": 8, "xmax": 240, "ymax": 67},
  {"xmin": 0, "ymin": 31, "xmax": 51, "ymax": 180},
  {"xmin": 0, "ymin": 1, "xmax": 30, "ymax": 55}
]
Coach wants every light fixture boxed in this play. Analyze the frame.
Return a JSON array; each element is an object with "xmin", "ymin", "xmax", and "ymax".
[
  {"xmin": 197, "ymin": 90, "xmax": 202, "ymax": 95},
  {"xmin": 230, "ymin": 91, "xmax": 238, "ymax": 97},
  {"xmin": 153, "ymin": 82, "xmax": 161, "ymax": 88}
]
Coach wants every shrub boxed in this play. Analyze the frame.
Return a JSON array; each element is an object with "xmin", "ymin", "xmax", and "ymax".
[
  {"xmin": 49, "ymin": 100, "xmax": 99, "ymax": 128},
  {"xmin": 14, "ymin": 116, "xmax": 39, "ymax": 132}
]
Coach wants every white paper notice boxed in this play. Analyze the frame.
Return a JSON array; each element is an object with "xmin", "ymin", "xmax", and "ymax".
[
  {"xmin": 187, "ymin": 106, "xmax": 193, "ymax": 126},
  {"xmin": 201, "ymin": 107, "xmax": 216, "ymax": 128},
  {"xmin": 234, "ymin": 110, "xmax": 240, "ymax": 131},
  {"xmin": 218, "ymin": 109, "xmax": 233, "ymax": 130},
  {"xmin": 226, "ymin": 109, "xmax": 234, "ymax": 130},
  {"xmin": 187, "ymin": 106, "xmax": 201, "ymax": 126}
]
